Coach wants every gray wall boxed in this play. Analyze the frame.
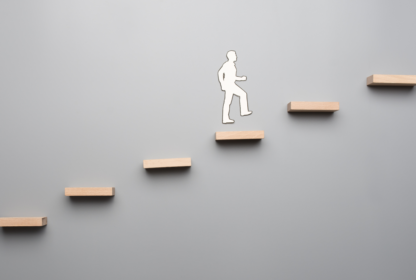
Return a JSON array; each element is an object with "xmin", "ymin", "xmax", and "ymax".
[{"xmin": 1, "ymin": 1, "xmax": 416, "ymax": 279}]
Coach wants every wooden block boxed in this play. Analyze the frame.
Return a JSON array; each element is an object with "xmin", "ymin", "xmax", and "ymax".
[
  {"xmin": 216, "ymin": 131, "xmax": 264, "ymax": 140},
  {"xmin": 143, "ymin": 158, "xmax": 191, "ymax": 169},
  {"xmin": 0, "ymin": 217, "xmax": 47, "ymax": 227},
  {"xmin": 287, "ymin": 102, "xmax": 339, "ymax": 112},
  {"xmin": 367, "ymin": 75, "xmax": 416, "ymax": 86},
  {"xmin": 65, "ymin": 187, "xmax": 115, "ymax": 197}
]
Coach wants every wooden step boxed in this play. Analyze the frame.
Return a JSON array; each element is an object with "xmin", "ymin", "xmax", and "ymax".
[
  {"xmin": 143, "ymin": 158, "xmax": 191, "ymax": 169},
  {"xmin": 0, "ymin": 217, "xmax": 47, "ymax": 227},
  {"xmin": 287, "ymin": 102, "xmax": 339, "ymax": 112},
  {"xmin": 367, "ymin": 75, "xmax": 416, "ymax": 86},
  {"xmin": 216, "ymin": 131, "xmax": 264, "ymax": 140},
  {"xmin": 65, "ymin": 187, "xmax": 115, "ymax": 197}
]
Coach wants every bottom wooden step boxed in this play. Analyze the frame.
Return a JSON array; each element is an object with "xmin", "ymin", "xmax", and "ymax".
[{"xmin": 0, "ymin": 217, "xmax": 47, "ymax": 227}]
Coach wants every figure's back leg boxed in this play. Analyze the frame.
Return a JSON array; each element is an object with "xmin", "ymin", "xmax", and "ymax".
[{"xmin": 223, "ymin": 92, "xmax": 234, "ymax": 123}]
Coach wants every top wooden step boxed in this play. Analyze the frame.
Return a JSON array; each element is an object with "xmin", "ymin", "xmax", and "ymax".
[{"xmin": 367, "ymin": 75, "xmax": 416, "ymax": 86}]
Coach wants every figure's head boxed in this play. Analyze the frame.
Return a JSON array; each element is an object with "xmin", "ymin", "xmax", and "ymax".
[{"xmin": 227, "ymin": 50, "xmax": 237, "ymax": 62}]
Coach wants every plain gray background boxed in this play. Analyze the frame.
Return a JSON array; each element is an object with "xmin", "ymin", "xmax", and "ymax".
[{"xmin": 1, "ymin": 0, "xmax": 416, "ymax": 279}]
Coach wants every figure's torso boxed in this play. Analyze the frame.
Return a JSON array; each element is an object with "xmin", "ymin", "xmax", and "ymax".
[{"xmin": 221, "ymin": 62, "xmax": 237, "ymax": 85}]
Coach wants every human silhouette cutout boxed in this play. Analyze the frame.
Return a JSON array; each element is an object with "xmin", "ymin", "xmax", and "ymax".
[{"xmin": 218, "ymin": 50, "xmax": 252, "ymax": 124}]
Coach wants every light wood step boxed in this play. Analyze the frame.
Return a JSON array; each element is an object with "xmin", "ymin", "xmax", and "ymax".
[
  {"xmin": 0, "ymin": 217, "xmax": 47, "ymax": 227},
  {"xmin": 65, "ymin": 187, "xmax": 115, "ymax": 197},
  {"xmin": 287, "ymin": 102, "xmax": 339, "ymax": 112},
  {"xmin": 216, "ymin": 131, "xmax": 264, "ymax": 140},
  {"xmin": 367, "ymin": 75, "xmax": 416, "ymax": 86},
  {"xmin": 143, "ymin": 158, "xmax": 191, "ymax": 169}
]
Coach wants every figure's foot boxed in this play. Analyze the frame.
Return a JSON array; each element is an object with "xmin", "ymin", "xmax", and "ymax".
[
  {"xmin": 223, "ymin": 119, "xmax": 235, "ymax": 124},
  {"xmin": 241, "ymin": 111, "xmax": 252, "ymax": 116}
]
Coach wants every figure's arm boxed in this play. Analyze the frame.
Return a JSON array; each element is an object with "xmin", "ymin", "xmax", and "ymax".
[
  {"xmin": 218, "ymin": 67, "xmax": 225, "ymax": 90},
  {"xmin": 235, "ymin": 75, "xmax": 247, "ymax": 81}
]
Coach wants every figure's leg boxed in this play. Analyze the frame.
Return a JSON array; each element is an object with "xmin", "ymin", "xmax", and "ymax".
[
  {"xmin": 234, "ymin": 86, "xmax": 252, "ymax": 116},
  {"xmin": 223, "ymin": 91, "xmax": 234, "ymax": 123}
]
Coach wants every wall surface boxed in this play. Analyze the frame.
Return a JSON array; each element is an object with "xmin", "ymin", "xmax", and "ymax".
[{"xmin": 1, "ymin": 1, "xmax": 416, "ymax": 279}]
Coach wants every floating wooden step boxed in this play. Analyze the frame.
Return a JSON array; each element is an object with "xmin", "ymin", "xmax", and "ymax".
[
  {"xmin": 367, "ymin": 75, "xmax": 416, "ymax": 86},
  {"xmin": 216, "ymin": 131, "xmax": 264, "ymax": 140},
  {"xmin": 65, "ymin": 187, "xmax": 115, "ymax": 197},
  {"xmin": 287, "ymin": 102, "xmax": 339, "ymax": 112},
  {"xmin": 0, "ymin": 217, "xmax": 47, "ymax": 227},
  {"xmin": 143, "ymin": 158, "xmax": 191, "ymax": 169}
]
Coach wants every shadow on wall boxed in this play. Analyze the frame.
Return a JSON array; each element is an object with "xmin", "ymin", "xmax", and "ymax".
[
  {"xmin": 144, "ymin": 166, "xmax": 191, "ymax": 177},
  {"xmin": 58, "ymin": 195, "xmax": 116, "ymax": 216},
  {"xmin": 215, "ymin": 139, "xmax": 262, "ymax": 149},
  {"xmin": 2, "ymin": 226, "xmax": 47, "ymax": 236},
  {"xmin": 287, "ymin": 112, "xmax": 336, "ymax": 121},
  {"xmin": 68, "ymin": 196, "xmax": 115, "ymax": 204},
  {"xmin": 214, "ymin": 139, "xmax": 263, "ymax": 156},
  {"xmin": 367, "ymin": 86, "xmax": 414, "ymax": 96}
]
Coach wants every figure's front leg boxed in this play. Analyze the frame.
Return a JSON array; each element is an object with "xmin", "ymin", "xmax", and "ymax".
[{"xmin": 236, "ymin": 89, "xmax": 252, "ymax": 116}]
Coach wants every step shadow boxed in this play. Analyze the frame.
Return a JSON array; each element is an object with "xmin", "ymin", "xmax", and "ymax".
[
  {"xmin": 144, "ymin": 166, "xmax": 191, "ymax": 176},
  {"xmin": 215, "ymin": 139, "xmax": 262, "ymax": 147},
  {"xmin": 287, "ymin": 112, "xmax": 336, "ymax": 120},
  {"xmin": 2, "ymin": 226, "xmax": 46, "ymax": 235},
  {"xmin": 215, "ymin": 139, "xmax": 262, "ymax": 154},
  {"xmin": 68, "ymin": 196, "xmax": 115, "ymax": 204},
  {"xmin": 367, "ymin": 86, "xmax": 414, "ymax": 96}
]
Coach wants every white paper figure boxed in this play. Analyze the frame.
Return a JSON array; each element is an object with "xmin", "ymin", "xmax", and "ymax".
[{"xmin": 218, "ymin": 50, "xmax": 252, "ymax": 124}]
